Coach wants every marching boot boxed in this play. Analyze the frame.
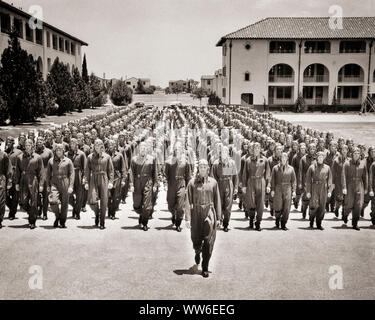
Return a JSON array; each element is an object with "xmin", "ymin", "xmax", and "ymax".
[
  {"xmin": 360, "ymin": 208, "xmax": 364, "ymax": 218},
  {"xmin": 255, "ymin": 221, "xmax": 262, "ymax": 231},
  {"xmin": 245, "ymin": 211, "xmax": 249, "ymax": 219},
  {"xmin": 281, "ymin": 221, "xmax": 288, "ymax": 231},
  {"xmin": 334, "ymin": 208, "xmax": 339, "ymax": 218},
  {"xmin": 294, "ymin": 200, "xmax": 298, "ymax": 210},
  {"xmin": 317, "ymin": 221, "xmax": 324, "ymax": 230},
  {"xmin": 309, "ymin": 218, "xmax": 314, "ymax": 229},
  {"xmin": 275, "ymin": 217, "xmax": 280, "ymax": 229},
  {"xmin": 249, "ymin": 217, "xmax": 254, "ymax": 229},
  {"xmin": 302, "ymin": 206, "xmax": 307, "ymax": 219},
  {"xmin": 265, "ymin": 199, "xmax": 269, "ymax": 209},
  {"xmin": 371, "ymin": 215, "xmax": 375, "ymax": 226},
  {"xmin": 95, "ymin": 215, "xmax": 99, "ymax": 227},
  {"xmin": 342, "ymin": 215, "xmax": 348, "ymax": 224},
  {"xmin": 171, "ymin": 215, "xmax": 176, "ymax": 225},
  {"xmin": 202, "ymin": 270, "xmax": 209, "ymax": 278},
  {"xmin": 270, "ymin": 209, "xmax": 274, "ymax": 217},
  {"xmin": 353, "ymin": 224, "xmax": 360, "ymax": 231},
  {"xmin": 53, "ymin": 219, "xmax": 59, "ymax": 228}
]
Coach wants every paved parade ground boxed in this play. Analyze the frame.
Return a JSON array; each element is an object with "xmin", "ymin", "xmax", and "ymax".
[
  {"xmin": 1, "ymin": 97, "xmax": 375, "ymax": 300},
  {"xmin": 0, "ymin": 189, "xmax": 375, "ymax": 300}
]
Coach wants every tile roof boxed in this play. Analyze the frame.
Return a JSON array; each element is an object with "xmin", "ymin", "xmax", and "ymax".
[{"xmin": 216, "ymin": 17, "xmax": 375, "ymax": 46}]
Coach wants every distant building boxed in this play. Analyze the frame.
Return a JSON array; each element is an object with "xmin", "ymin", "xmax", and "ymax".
[
  {"xmin": 0, "ymin": 0, "xmax": 88, "ymax": 79},
  {"xmin": 125, "ymin": 77, "xmax": 151, "ymax": 91},
  {"xmin": 201, "ymin": 75, "xmax": 215, "ymax": 93},
  {"xmin": 168, "ymin": 79, "xmax": 198, "ymax": 92},
  {"xmin": 216, "ymin": 17, "xmax": 375, "ymax": 108}
]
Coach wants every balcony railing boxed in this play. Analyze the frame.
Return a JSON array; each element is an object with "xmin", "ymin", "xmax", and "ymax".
[
  {"xmin": 304, "ymin": 49, "xmax": 331, "ymax": 54},
  {"xmin": 269, "ymin": 49, "xmax": 296, "ymax": 53},
  {"xmin": 338, "ymin": 75, "xmax": 364, "ymax": 82},
  {"xmin": 269, "ymin": 75, "xmax": 294, "ymax": 83},
  {"xmin": 304, "ymin": 98, "xmax": 326, "ymax": 105},
  {"xmin": 303, "ymin": 74, "xmax": 329, "ymax": 82},
  {"xmin": 269, "ymin": 97, "xmax": 294, "ymax": 105}
]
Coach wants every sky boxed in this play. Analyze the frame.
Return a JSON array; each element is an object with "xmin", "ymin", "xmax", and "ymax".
[{"xmin": 5, "ymin": 0, "xmax": 375, "ymax": 87}]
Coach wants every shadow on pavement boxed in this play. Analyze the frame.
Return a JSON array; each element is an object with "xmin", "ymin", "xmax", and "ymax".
[
  {"xmin": 77, "ymin": 225, "xmax": 98, "ymax": 230},
  {"xmin": 173, "ymin": 265, "xmax": 202, "ymax": 276},
  {"xmin": 297, "ymin": 227, "xmax": 319, "ymax": 231},
  {"xmin": 39, "ymin": 225, "xmax": 57, "ymax": 230},
  {"xmin": 121, "ymin": 225, "xmax": 141, "ymax": 230},
  {"xmin": 331, "ymin": 225, "xmax": 350, "ymax": 230},
  {"xmin": 7, "ymin": 224, "xmax": 30, "ymax": 229},
  {"xmin": 233, "ymin": 226, "xmax": 257, "ymax": 231},
  {"xmin": 155, "ymin": 224, "xmax": 175, "ymax": 231}
]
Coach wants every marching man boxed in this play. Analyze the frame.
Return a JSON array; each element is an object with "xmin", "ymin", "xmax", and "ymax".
[
  {"xmin": 186, "ymin": 159, "xmax": 221, "ymax": 278},
  {"xmin": 85, "ymin": 139, "xmax": 114, "ymax": 230},
  {"xmin": 46, "ymin": 144, "xmax": 75, "ymax": 228},
  {"xmin": 305, "ymin": 151, "xmax": 333, "ymax": 230},
  {"xmin": 271, "ymin": 152, "xmax": 296, "ymax": 230}
]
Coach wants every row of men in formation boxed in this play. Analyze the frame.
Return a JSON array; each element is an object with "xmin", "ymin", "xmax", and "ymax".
[{"xmin": 0, "ymin": 104, "xmax": 374, "ymax": 277}]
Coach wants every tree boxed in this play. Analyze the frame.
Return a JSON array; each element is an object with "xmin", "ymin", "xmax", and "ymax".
[
  {"xmin": 171, "ymin": 83, "xmax": 184, "ymax": 100},
  {"xmin": 0, "ymin": 83, "xmax": 8, "ymax": 124},
  {"xmin": 110, "ymin": 80, "xmax": 133, "ymax": 106},
  {"xmin": 72, "ymin": 67, "xmax": 92, "ymax": 111},
  {"xmin": 47, "ymin": 57, "xmax": 75, "ymax": 115},
  {"xmin": 136, "ymin": 79, "xmax": 145, "ymax": 94},
  {"xmin": 0, "ymin": 29, "xmax": 50, "ymax": 123},
  {"xmin": 89, "ymin": 73, "xmax": 106, "ymax": 108},
  {"xmin": 82, "ymin": 54, "xmax": 89, "ymax": 83},
  {"xmin": 208, "ymin": 92, "xmax": 222, "ymax": 107},
  {"xmin": 192, "ymin": 87, "xmax": 207, "ymax": 107},
  {"xmin": 294, "ymin": 93, "xmax": 307, "ymax": 113}
]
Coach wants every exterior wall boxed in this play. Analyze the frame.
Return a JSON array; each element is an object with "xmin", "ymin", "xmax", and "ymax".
[
  {"xmin": 221, "ymin": 38, "xmax": 375, "ymax": 106},
  {"xmin": 201, "ymin": 77, "xmax": 215, "ymax": 92},
  {"xmin": 0, "ymin": 6, "xmax": 84, "ymax": 80}
]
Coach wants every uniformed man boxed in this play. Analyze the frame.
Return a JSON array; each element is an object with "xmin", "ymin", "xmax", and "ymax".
[
  {"xmin": 15, "ymin": 139, "xmax": 44, "ymax": 229},
  {"xmin": 267, "ymin": 143, "xmax": 283, "ymax": 216},
  {"xmin": 368, "ymin": 155, "xmax": 375, "ymax": 225},
  {"xmin": 66, "ymin": 138, "xmax": 86, "ymax": 220},
  {"xmin": 5, "ymin": 137, "xmax": 22, "ymax": 220},
  {"xmin": 130, "ymin": 141, "xmax": 158, "ymax": 231},
  {"xmin": 342, "ymin": 147, "xmax": 368, "ymax": 230},
  {"xmin": 210, "ymin": 145, "xmax": 238, "ymax": 232},
  {"xmin": 0, "ymin": 147, "xmax": 12, "ymax": 229},
  {"xmin": 46, "ymin": 144, "xmax": 74, "ymax": 228},
  {"xmin": 299, "ymin": 143, "xmax": 317, "ymax": 219},
  {"xmin": 324, "ymin": 141, "xmax": 338, "ymax": 213},
  {"xmin": 186, "ymin": 159, "xmax": 221, "ymax": 278},
  {"xmin": 271, "ymin": 152, "xmax": 296, "ymax": 230},
  {"xmin": 107, "ymin": 139, "xmax": 127, "ymax": 219},
  {"xmin": 305, "ymin": 151, "xmax": 332, "ymax": 230},
  {"xmin": 85, "ymin": 139, "xmax": 114, "ymax": 229},
  {"xmin": 242, "ymin": 142, "xmax": 271, "ymax": 231},
  {"xmin": 35, "ymin": 136, "xmax": 53, "ymax": 220},
  {"xmin": 165, "ymin": 142, "xmax": 191, "ymax": 232}
]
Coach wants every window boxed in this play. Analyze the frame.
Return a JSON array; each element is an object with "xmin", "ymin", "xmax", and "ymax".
[
  {"xmin": 47, "ymin": 58, "xmax": 51, "ymax": 72},
  {"xmin": 59, "ymin": 37, "xmax": 64, "ymax": 52},
  {"xmin": 222, "ymin": 45, "xmax": 227, "ymax": 56},
  {"xmin": 270, "ymin": 41, "xmax": 296, "ymax": 53},
  {"xmin": 304, "ymin": 41, "xmax": 330, "ymax": 53},
  {"xmin": 36, "ymin": 28, "xmax": 43, "ymax": 45},
  {"xmin": 14, "ymin": 18, "xmax": 23, "ymax": 38},
  {"xmin": 244, "ymin": 72, "xmax": 250, "ymax": 81},
  {"xmin": 71, "ymin": 43, "xmax": 75, "ymax": 55},
  {"xmin": 25, "ymin": 23, "xmax": 34, "ymax": 42},
  {"xmin": 223, "ymin": 66, "xmax": 226, "ymax": 77},
  {"xmin": 303, "ymin": 87, "xmax": 314, "ymax": 99},
  {"xmin": 340, "ymin": 41, "xmax": 366, "ymax": 53},
  {"xmin": 53, "ymin": 34, "xmax": 57, "ymax": 49},
  {"xmin": 46, "ymin": 31, "xmax": 50, "ymax": 47},
  {"xmin": 343, "ymin": 86, "xmax": 360, "ymax": 99},
  {"xmin": 343, "ymin": 64, "xmax": 361, "ymax": 77},
  {"xmin": 0, "ymin": 13, "xmax": 11, "ymax": 34},
  {"xmin": 126, "ymin": 81, "xmax": 131, "ymax": 85},
  {"xmin": 222, "ymin": 88, "xmax": 226, "ymax": 98},
  {"xmin": 207, "ymin": 80, "xmax": 211, "ymax": 85},
  {"xmin": 276, "ymin": 87, "xmax": 292, "ymax": 99},
  {"xmin": 65, "ymin": 40, "xmax": 70, "ymax": 53}
]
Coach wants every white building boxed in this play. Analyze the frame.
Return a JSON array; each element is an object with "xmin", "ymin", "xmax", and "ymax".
[
  {"xmin": 201, "ymin": 75, "xmax": 215, "ymax": 93},
  {"xmin": 0, "ymin": 1, "xmax": 88, "ymax": 79},
  {"xmin": 125, "ymin": 77, "xmax": 151, "ymax": 91},
  {"xmin": 216, "ymin": 17, "xmax": 375, "ymax": 108}
]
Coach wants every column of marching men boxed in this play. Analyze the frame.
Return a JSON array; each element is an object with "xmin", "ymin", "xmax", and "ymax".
[{"xmin": 0, "ymin": 103, "xmax": 374, "ymax": 277}]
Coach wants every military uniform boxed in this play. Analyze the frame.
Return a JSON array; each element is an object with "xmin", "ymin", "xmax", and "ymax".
[
  {"xmin": 15, "ymin": 152, "xmax": 44, "ymax": 226},
  {"xmin": 66, "ymin": 149, "xmax": 86, "ymax": 219},
  {"xmin": 0, "ymin": 151, "xmax": 12, "ymax": 226},
  {"xmin": 46, "ymin": 156, "xmax": 75, "ymax": 227},
  {"xmin": 85, "ymin": 152, "xmax": 114, "ymax": 228},
  {"xmin": 271, "ymin": 163, "xmax": 296, "ymax": 229},
  {"xmin": 36, "ymin": 146, "xmax": 53, "ymax": 219},
  {"xmin": 186, "ymin": 176, "xmax": 221, "ymax": 275},
  {"xmin": 108, "ymin": 150, "xmax": 126, "ymax": 218},
  {"xmin": 5, "ymin": 147, "xmax": 22, "ymax": 219},
  {"xmin": 305, "ymin": 162, "xmax": 332, "ymax": 229}
]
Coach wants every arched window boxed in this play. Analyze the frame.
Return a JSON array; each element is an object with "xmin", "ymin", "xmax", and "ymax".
[{"xmin": 244, "ymin": 72, "xmax": 250, "ymax": 81}]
